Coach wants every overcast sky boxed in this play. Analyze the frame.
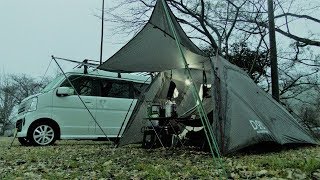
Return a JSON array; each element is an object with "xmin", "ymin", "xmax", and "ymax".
[
  {"xmin": 0, "ymin": 0, "xmax": 319, "ymax": 79},
  {"xmin": 0, "ymin": 0, "xmax": 126, "ymax": 78}
]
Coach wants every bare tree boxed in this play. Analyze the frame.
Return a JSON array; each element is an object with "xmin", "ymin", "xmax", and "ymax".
[
  {"xmin": 0, "ymin": 75, "xmax": 17, "ymax": 125},
  {"xmin": 104, "ymin": 0, "xmax": 320, "ymax": 103},
  {"xmin": 298, "ymin": 106, "xmax": 320, "ymax": 129},
  {"xmin": 105, "ymin": 0, "xmax": 320, "ymax": 50},
  {"xmin": 0, "ymin": 74, "xmax": 49, "ymax": 124}
]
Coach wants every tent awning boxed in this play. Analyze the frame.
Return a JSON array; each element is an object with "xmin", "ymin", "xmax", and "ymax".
[{"xmin": 98, "ymin": 0, "xmax": 210, "ymax": 73}]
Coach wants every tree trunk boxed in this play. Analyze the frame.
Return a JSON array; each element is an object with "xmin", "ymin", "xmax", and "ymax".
[{"xmin": 268, "ymin": 0, "xmax": 280, "ymax": 102}]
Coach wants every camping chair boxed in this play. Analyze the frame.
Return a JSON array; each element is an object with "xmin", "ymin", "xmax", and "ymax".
[{"xmin": 142, "ymin": 81, "xmax": 185, "ymax": 149}]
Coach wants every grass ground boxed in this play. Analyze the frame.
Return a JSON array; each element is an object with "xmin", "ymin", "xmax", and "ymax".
[{"xmin": 0, "ymin": 137, "xmax": 319, "ymax": 179}]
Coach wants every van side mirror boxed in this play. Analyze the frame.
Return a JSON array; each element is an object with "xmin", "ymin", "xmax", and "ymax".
[{"xmin": 56, "ymin": 87, "xmax": 74, "ymax": 96}]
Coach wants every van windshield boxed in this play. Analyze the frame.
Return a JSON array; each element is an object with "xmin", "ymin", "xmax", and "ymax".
[{"xmin": 41, "ymin": 75, "xmax": 64, "ymax": 93}]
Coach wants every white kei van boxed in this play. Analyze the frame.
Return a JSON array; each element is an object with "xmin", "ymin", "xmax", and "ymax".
[{"xmin": 15, "ymin": 68, "xmax": 150, "ymax": 146}]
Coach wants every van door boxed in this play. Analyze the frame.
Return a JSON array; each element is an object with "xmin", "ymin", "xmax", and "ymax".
[
  {"xmin": 95, "ymin": 78, "xmax": 138, "ymax": 137},
  {"xmin": 52, "ymin": 75, "xmax": 97, "ymax": 138}
]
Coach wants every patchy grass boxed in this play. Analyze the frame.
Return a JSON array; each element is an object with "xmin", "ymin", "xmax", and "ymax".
[{"xmin": 0, "ymin": 137, "xmax": 319, "ymax": 179}]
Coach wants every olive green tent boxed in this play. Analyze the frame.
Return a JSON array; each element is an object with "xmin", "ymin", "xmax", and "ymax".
[{"xmin": 98, "ymin": 0, "xmax": 317, "ymax": 155}]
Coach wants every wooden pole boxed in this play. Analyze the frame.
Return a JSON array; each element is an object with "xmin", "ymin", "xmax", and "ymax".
[
  {"xmin": 268, "ymin": 0, "xmax": 280, "ymax": 102},
  {"xmin": 99, "ymin": 0, "xmax": 105, "ymax": 65}
]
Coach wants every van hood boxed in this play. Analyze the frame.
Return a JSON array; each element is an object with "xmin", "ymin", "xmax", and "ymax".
[{"xmin": 21, "ymin": 93, "xmax": 42, "ymax": 103}]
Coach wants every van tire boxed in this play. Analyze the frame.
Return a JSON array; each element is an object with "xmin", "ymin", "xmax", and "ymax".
[
  {"xmin": 18, "ymin": 137, "xmax": 32, "ymax": 146},
  {"xmin": 28, "ymin": 122, "xmax": 57, "ymax": 146}
]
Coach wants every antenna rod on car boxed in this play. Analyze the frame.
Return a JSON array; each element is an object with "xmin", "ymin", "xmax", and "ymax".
[
  {"xmin": 99, "ymin": 0, "xmax": 105, "ymax": 65},
  {"xmin": 99, "ymin": 0, "xmax": 121, "ymax": 79}
]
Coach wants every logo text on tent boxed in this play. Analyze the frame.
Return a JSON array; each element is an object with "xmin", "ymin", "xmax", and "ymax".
[{"xmin": 249, "ymin": 120, "xmax": 270, "ymax": 134}]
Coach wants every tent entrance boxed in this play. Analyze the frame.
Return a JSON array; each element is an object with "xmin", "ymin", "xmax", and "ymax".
[{"xmin": 118, "ymin": 69, "xmax": 215, "ymax": 148}]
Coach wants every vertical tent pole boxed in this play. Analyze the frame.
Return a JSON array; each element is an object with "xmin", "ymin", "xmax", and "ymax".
[
  {"xmin": 115, "ymin": 99, "xmax": 135, "ymax": 145},
  {"xmin": 159, "ymin": 0, "xmax": 225, "ymax": 176}
]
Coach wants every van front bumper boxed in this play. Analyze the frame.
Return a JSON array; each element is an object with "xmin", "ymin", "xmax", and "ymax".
[
  {"xmin": 16, "ymin": 118, "xmax": 25, "ymax": 132},
  {"xmin": 15, "ymin": 113, "xmax": 34, "ymax": 138}
]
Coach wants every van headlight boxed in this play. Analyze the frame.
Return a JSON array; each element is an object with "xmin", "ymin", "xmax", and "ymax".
[{"xmin": 27, "ymin": 97, "xmax": 38, "ymax": 112}]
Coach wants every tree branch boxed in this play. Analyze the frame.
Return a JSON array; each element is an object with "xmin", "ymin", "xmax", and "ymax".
[
  {"xmin": 235, "ymin": 19, "xmax": 320, "ymax": 46},
  {"xmin": 275, "ymin": 13, "xmax": 320, "ymax": 24}
]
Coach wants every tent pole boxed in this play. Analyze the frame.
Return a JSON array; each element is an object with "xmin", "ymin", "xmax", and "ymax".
[
  {"xmin": 159, "ymin": 0, "xmax": 219, "ymax": 156},
  {"xmin": 51, "ymin": 55, "xmax": 112, "ymax": 143},
  {"xmin": 159, "ymin": 0, "xmax": 226, "ymax": 176},
  {"xmin": 115, "ymin": 75, "xmax": 153, "ymax": 147},
  {"xmin": 115, "ymin": 98, "xmax": 135, "ymax": 145}
]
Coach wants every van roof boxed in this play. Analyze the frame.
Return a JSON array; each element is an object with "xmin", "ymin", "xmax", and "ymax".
[{"xmin": 66, "ymin": 68, "xmax": 151, "ymax": 83}]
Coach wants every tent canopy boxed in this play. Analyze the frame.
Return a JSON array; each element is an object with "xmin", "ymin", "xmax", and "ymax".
[{"xmin": 98, "ymin": 0, "xmax": 210, "ymax": 73}]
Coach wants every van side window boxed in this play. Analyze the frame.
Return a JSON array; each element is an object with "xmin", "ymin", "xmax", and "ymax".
[
  {"xmin": 60, "ymin": 75, "xmax": 96, "ymax": 96},
  {"xmin": 101, "ymin": 79, "xmax": 131, "ymax": 98},
  {"xmin": 78, "ymin": 78, "xmax": 93, "ymax": 96}
]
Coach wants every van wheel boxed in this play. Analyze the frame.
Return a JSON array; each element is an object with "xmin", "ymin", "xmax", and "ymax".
[
  {"xmin": 28, "ymin": 123, "xmax": 56, "ymax": 146},
  {"xmin": 18, "ymin": 137, "xmax": 31, "ymax": 146}
]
